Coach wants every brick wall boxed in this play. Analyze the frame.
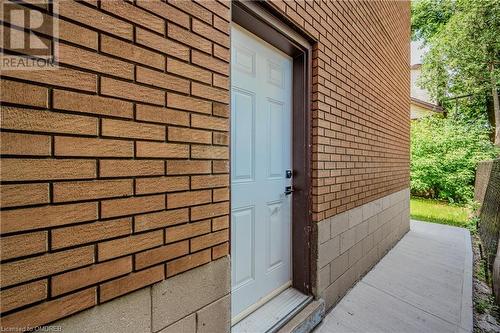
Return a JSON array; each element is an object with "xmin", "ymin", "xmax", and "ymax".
[
  {"xmin": 0, "ymin": 0, "xmax": 410, "ymax": 329},
  {"xmin": 266, "ymin": 0, "xmax": 410, "ymax": 222},
  {"xmin": 0, "ymin": 0, "xmax": 231, "ymax": 327}
]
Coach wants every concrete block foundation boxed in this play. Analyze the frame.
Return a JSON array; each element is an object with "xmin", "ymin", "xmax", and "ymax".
[
  {"xmin": 313, "ymin": 188, "xmax": 410, "ymax": 310},
  {"xmin": 53, "ymin": 256, "xmax": 230, "ymax": 333}
]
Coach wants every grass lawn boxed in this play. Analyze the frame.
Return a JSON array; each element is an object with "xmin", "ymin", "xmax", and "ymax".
[{"xmin": 410, "ymin": 197, "xmax": 470, "ymax": 228}]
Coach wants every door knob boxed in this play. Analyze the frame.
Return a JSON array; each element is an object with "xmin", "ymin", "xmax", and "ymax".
[{"xmin": 285, "ymin": 186, "xmax": 294, "ymax": 195}]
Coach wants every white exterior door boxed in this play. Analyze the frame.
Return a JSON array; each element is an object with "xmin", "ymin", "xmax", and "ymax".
[{"xmin": 231, "ymin": 25, "xmax": 293, "ymax": 321}]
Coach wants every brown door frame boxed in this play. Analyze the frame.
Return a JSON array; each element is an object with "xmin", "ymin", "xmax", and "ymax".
[{"xmin": 231, "ymin": 1, "xmax": 314, "ymax": 295}]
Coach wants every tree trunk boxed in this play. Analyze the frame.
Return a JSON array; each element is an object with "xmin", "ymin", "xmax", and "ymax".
[{"xmin": 490, "ymin": 64, "xmax": 500, "ymax": 147}]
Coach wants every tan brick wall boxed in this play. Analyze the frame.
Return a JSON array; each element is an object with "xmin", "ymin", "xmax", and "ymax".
[
  {"xmin": 266, "ymin": 0, "xmax": 411, "ymax": 221},
  {"xmin": 0, "ymin": 0, "xmax": 410, "ymax": 328},
  {"xmin": 0, "ymin": 0, "xmax": 230, "ymax": 328}
]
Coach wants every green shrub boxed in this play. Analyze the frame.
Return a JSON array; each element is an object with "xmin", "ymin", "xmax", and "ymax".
[{"xmin": 411, "ymin": 114, "xmax": 497, "ymax": 204}]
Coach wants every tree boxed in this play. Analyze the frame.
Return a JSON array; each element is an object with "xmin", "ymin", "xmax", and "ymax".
[
  {"xmin": 412, "ymin": 0, "xmax": 500, "ymax": 146},
  {"xmin": 411, "ymin": 112, "xmax": 498, "ymax": 203},
  {"xmin": 411, "ymin": 0, "xmax": 455, "ymax": 41}
]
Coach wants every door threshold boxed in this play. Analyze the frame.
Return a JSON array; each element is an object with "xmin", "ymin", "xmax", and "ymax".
[
  {"xmin": 232, "ymin": 288, "xmax": 312, "ymax": 333},
  {"xmin": 232, "ymin": 282, "xmax": 292, "ymax": 326}
]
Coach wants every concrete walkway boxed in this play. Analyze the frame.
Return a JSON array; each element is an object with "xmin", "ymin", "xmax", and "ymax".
[{"xmin": 315, "ymin": 220, "xmax": 473, "ymax": 333}]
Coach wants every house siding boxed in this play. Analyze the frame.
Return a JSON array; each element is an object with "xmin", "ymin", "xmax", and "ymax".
[{"xmin": 0, "ymin": 0, "xmax": 410, "ymax": 329}]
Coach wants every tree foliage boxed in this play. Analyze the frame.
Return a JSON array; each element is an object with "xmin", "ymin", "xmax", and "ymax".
[
  {"xmin": 412, "ymin": 0, "xmax": 500, "ymax": 145},
  {"xmin": 411, "ymin": 0, "xmax": 455, "ymax": 42},
  {"xmin": 411, "ymin": 113, "xmax": 498, "ymax": 204}
]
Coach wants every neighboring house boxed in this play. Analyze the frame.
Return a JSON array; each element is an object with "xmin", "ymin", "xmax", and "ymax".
[
  {"xmin": 411, "ymin": 41, "xmax": 443, "ymax": 119},
  {"xmin": 0, "ymin": 1, "xmax": 410, "ymax": 332}
]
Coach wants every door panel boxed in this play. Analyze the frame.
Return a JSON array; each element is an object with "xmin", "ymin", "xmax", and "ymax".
[
  {"xmin": 231, "ymin": 24, "xmax": 293, "ymax": 320},
  {"xmin": 268, "ymin": 99, "xmax": 285, "ymax": 178},
  {"xmin": 232, "ymin": 89, "xmax": 255, "ymax": 182},
  {"xmin": 232, "ymin": 206, "xmax": 255, "ymax": 289}
]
